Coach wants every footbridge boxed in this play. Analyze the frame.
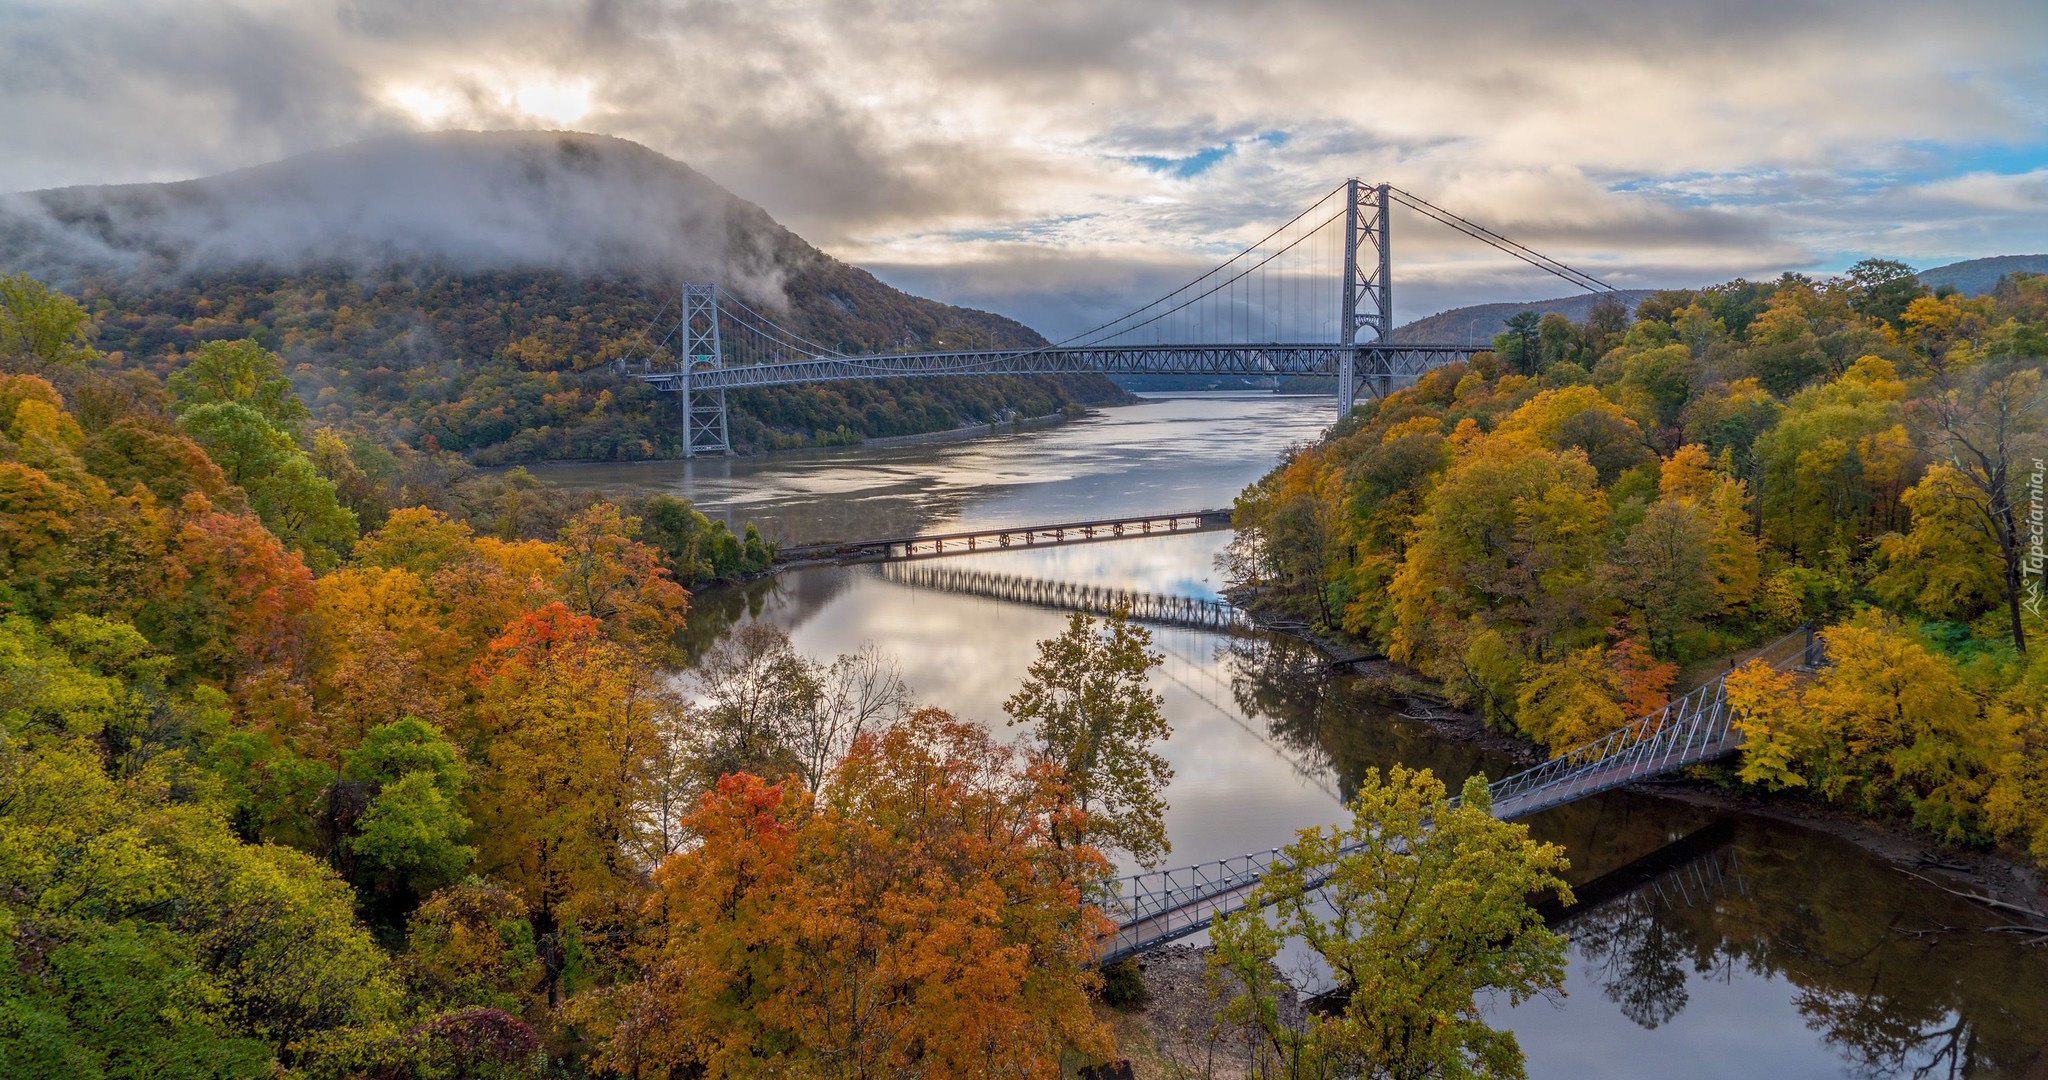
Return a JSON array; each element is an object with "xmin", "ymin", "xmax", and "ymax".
[
  {"xmin": 1097, "ymin": 627, "xmax": 1825, "ymax": 962},
  {"xmin": 777, "ymin": 508, "xmax": 1233, "ymax": 564},
  {"xmin": 618, "ymin": 182, "xmax": 1627, "ymax": 454}
]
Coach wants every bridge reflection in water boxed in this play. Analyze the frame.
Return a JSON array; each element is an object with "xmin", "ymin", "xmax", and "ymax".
[
  {"xmin": 868, "ymin": 548, "xmax": 1820, "ymax": 965},
  {"xmin": 1098, "ymin": 627, "xmax": 1824, "ymax": 961},
  {"xmin": 874, "ymin": 562, "xmax": 1254, "ymax": 635}
]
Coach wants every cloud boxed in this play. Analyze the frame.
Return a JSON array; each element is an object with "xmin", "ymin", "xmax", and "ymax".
[
  {"xmin": 0, "ymin": 131, "xmax": 792, "ymax": 301},
  {"xmin": 2, "ymin": 0, "xmax": 2045, "ymax": 330}
]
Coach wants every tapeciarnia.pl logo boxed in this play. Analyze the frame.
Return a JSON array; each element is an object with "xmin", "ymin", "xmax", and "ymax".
[{"xmin": 2026, "ymin": 457, "xmax": 2044, "ymax": 621}]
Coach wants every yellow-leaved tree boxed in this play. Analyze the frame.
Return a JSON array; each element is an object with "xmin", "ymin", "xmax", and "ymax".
[{"xmin": 1210, "ymin": 766, "xmax": 1571, "ymax": 1080}]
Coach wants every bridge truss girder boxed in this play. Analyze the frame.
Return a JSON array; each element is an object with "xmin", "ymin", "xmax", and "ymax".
[
  {"xmin": 1094, "ymin": 626, "xmax": 1826, "ymax": 962},
  {"xmin": 642, "ymin": 341, "xmax": 1476, "ymax": 396}
]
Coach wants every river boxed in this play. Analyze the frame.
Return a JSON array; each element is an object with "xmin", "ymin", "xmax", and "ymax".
[{"xmin": 541, "ymin": 394, "xmax": 2048, "ymax": 1079}]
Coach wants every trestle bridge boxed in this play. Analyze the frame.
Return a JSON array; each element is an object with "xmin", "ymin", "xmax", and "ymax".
[{"xmin": 777, "ymin": 508, "xmax": 1233, "ymax": 563}]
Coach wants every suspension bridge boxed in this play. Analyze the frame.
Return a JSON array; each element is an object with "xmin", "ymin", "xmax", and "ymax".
[
  {"xmin": 618, "ymin": 181, "xmax": 1624, "ymax": 455},
  {"xmin": 1096, "ymin": 627, "xmax": 1824, "ymax": 962}
]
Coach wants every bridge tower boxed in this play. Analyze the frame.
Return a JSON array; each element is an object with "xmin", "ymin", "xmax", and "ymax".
[
  {"xmin": 680, "ymin": 283, "xmax": 730, "ymax": 457},
  {"xmin": 1339, "ymin": 180, "xmax": 1394, "ymax": 416}
]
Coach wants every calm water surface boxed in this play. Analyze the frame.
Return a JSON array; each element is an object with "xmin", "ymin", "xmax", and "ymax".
[{"xmin": 549, "ymin": 394, "xmax": 2048, "ymax": 1079}]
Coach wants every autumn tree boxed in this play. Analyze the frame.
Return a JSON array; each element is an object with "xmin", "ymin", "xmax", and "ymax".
[
  {"xmin": 1912, "ymin": 354, "xmax": 2047, "ymax": 652},
  {"xmin": 1388, "ymin": 425, "xmax": 1611, "ymax": 699},
  {"xmin": 599, "ymin": 710, "xmax": 1111, "ymax": 1079},
  {"xmin": 1871, "ymin": 465, "xmax": 2008, "ymax": 622},
  {"xmin": 1800, "ymin": 616, "xmax": 2000, "ymax": 840},
  {"xmin": 402, "ymin": 882, "xmax": 544, "ymax": 1017},
  {"xmin": 1209, "ymin": 766, "xmax": 1571, "ymax": 1080},
  {"xmin": 555, "ymin": 503, "xmax": 690, "ymax": 655},
  {"xmin": 470, "ymin": 603, "xmax": 675, "ymax": 1003},
  {"xmin": 1005, "ymin": 611, "xmax": 1173, "ymax": 867},
  {"xmin": 1725, "ymin": 659, "xmax": 1809, "ymax": 790}
]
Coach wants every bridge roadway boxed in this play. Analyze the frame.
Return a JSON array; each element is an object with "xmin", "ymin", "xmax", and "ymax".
[
  {"xmin": 1097, "ymin": 627, "xmax": 1824, "ymax": 962},
  {"xmin": 636, "ymin": 342, "xmax": 1480, "ymax": 393},
  {"xmin": 776, "ymin": 509, "xmax": 1234, "ymax": 563}
]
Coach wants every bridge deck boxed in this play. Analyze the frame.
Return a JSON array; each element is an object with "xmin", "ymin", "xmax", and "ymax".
[
  {"xmin": 777, "ymin": 509, "xmax": 1233, "ymax": 563},
  {"xmin": 633, "ymin": 342, "xmax": 1481, "ymax": 392},
  {"xmin": 1097, "ymin": 628, "xmax": 1823, "ymax": 962}
]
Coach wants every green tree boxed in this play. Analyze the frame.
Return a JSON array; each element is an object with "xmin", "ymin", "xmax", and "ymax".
[
  {"xmin": 1493, "ymin": 310, "xmax": 1542, "ymax": 376},
  {"xmin": 1607, "ymin": 496, "xmax": 1718, "ymax": 659},
  {"xmin": 177, "ymin": 403, "xmax": 357, "ymax": 571},
  {"xmin": 167, "ymin": 339, "xmax": 309, "ymax": 427},
  {"xmin": 1842, "ymin": 258, "xmax": 1927, "ymax": 327},
  {"xmin": 0, "ymin": 273, "xmax": 97, "ymax": 370},
  {"xmin": 1209, "ymin": 766, "xmax": 1571, "ymax": 1080},
  {"xmin": 0, "ymin": 736, "xmax": 400, "ymax": 1070},
  {"xmin": 1004, "ymin": 611, "xmax": 1172, "ymax": 867},
  {"xmin": 340, "ymin": 719, "xmax": 475, "ymax": 918}
]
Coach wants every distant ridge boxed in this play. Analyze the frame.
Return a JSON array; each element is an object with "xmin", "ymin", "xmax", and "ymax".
[
  {"xmin": 1392, "ymin": 290, "xmax": 1656, "ymax": 347},
  {"xmin": 0, "ymin": 131, "xmax": 1131, "ymax": 460},
  {"xmin": 1917, "ymin": 254, "xmax": 2048, "ymax": 296}
]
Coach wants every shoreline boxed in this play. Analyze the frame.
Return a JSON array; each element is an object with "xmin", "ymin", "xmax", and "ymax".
[
  {"xmin": 496, "ymin": 399, "xmax": 1130, "ymax": 471},
  {"xmin": 1231, "ymin": 597, "xmax": 2048, "ymax": 922}
]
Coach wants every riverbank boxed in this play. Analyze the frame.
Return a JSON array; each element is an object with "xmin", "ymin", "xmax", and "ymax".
[
  {"xmin": 1098, "ymin": 945, "xmax": 1305, "ymax": 1080},
  {"xmin": 1231, "ymin": 597, "xmax": 2048, "ymax": 928}
]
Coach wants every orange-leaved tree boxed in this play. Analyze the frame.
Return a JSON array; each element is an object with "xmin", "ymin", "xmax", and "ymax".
[
  {"xmin": 470, "ymin": 601, "xmax": 678, "ymax": 1004},
  {"xmin": 600, "ymin": 708, "xmax": 1112, "ymax": 1079}
]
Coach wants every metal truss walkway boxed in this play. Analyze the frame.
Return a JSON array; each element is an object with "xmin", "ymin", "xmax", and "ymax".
[
  {"xmin": 776, "ymin": 509, "xmax": 1234, "ymax": 563},
  {"xmin": 1096, "ymin": 627, "xmax": 1824, "ymax": 962}
]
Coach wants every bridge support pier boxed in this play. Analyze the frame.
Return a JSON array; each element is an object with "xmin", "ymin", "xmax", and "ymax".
[
  {"xmin": 680, "ymin": 283, "xmax": 731, "ymax": 457},
  {"xmin": 1339, "ymin": 180, "xmax": 1394, "ymax": 418},
  {"xmin": 681, "ymin": 379, "xmax": 730, "ymax": 457}
]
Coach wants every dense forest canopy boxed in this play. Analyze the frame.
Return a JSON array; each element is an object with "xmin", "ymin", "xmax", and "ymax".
[
  {"xmin": 0, "ymin": 270, "xmax": 1150, "ymax": 1076},
  {"xmin": 0, "ymin": 131, "xmax": 1129, "ymax": 462},
  {"xmin": 1230, "ymin": 263, "xmax": 2048, "ymax": 862}
]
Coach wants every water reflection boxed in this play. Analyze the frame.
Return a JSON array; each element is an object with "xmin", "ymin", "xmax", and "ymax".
[
  {"xmin": 594, "ymin": 394, "xmax": 2048, "ymax": 1080},
  {"xmin": 1524, "ymin": 820, "xmax": 2048, "ymax": 1079},
  {"xmin": 539, "ymin": 393, "xmax": 1335, "ymax": 545},
  {"xmin": 1222, "ymin": 635, "xmax": 2048, "ymax": 1079}
]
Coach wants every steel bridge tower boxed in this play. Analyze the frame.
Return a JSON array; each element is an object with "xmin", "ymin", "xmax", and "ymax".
[
  {"xmin": 1340, "ymin": 179, "xmax": 1394, "ymax": 416},
  {"xmin": 680, "ymin": 283, "xmax": 730, "ymax": 457}
]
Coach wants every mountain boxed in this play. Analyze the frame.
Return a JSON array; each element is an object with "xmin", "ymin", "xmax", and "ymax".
[
  {"xmin": 1917, "ymin": 255, "xmax": 2048, "ymax": 296},
  {"xmin": 0, "ymin": 130, "xmax": 1129, "ymax": 460},
  {"xmin": 1391, "ymin": 289, "xmax": 1656, "ymax": 346}
]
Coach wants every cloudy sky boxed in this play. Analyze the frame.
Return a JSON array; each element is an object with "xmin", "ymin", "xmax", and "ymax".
[{"xmin": 4, "ymin": 0, "xmax": 2046, "ymax": 330}]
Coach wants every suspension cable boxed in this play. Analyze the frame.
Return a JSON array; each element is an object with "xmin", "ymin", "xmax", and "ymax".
[{"xmin": 1386, "ymin": 185, "xmax": 1619, "ymax": 295}]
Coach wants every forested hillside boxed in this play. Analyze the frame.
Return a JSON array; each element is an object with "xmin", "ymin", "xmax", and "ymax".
[
  {"xmin": 0, "ymin": 131, "xmax": 1129, "ymax": 461},
  {"xmin": 0, "ymin": 274, "xmax": 1133, "ymax": 1075},
  {"xmin": 1231, "ymin": 263, "xmax": 2048, "ymax": 861}
]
